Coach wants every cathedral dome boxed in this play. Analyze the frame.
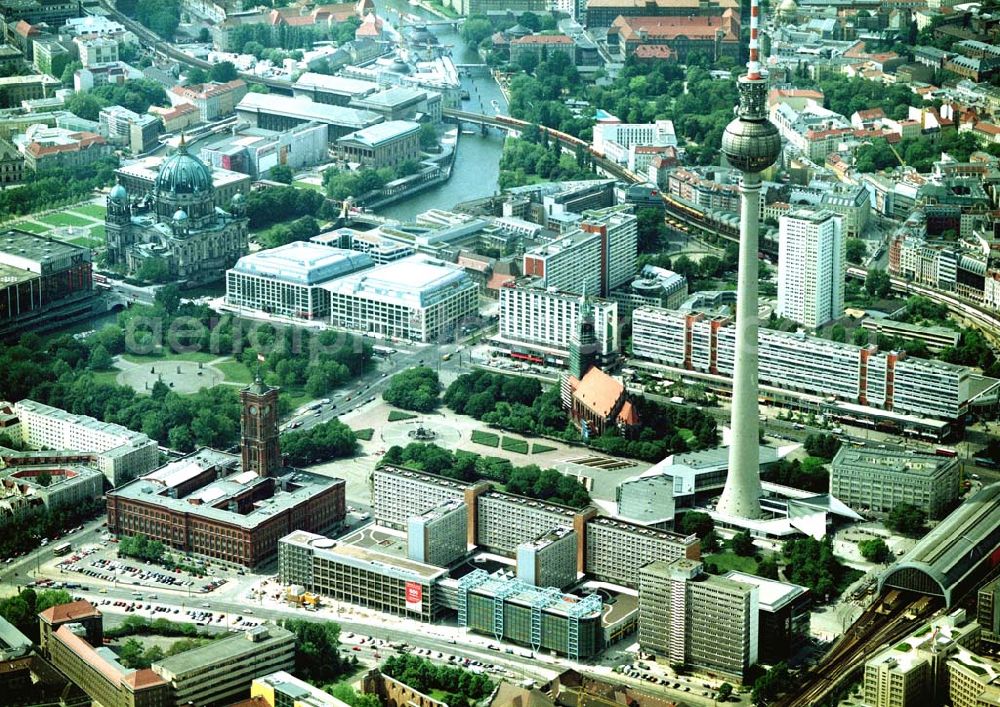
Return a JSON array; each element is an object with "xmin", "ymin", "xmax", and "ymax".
[
  {"xmin": 173, "ymin": 208, "xmax": 189, "ymax": 222},
  {"xmin": 155, "ymin": 142, "xmax": 212, "ymax": 196},
  {"xmin": 109, "ymin": 182, "xmax": 128, "ymax": 203}
]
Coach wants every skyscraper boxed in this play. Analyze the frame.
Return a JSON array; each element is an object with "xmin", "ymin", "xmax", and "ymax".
[
  {"xmin": 777, "ymin": 208, "xmax": 845, "ymax": 329},
  {"xmin": 716, "ymin": 0, "xmax": 782, "ymax": 519}
]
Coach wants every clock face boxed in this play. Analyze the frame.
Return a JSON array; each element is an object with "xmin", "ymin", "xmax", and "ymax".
[{"xmin": 249, "ymin": 405, "xmax": 258, "ymax": 415}]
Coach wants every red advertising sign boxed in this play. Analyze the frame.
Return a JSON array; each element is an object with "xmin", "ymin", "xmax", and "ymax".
[{"xmin": 405, "ymin": 582, "xmax": 423, "ymax": 612}]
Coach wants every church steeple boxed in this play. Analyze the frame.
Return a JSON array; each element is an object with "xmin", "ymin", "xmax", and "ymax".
[{"xmin": 568, "ymin": 285, "xmax": 598, "ymax": 380}]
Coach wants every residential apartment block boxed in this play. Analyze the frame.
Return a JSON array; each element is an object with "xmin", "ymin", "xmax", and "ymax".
[
  {"xmin": 638, "ymin": 559, "xmax": 759, "ymax": 680},
  {"xmin": 523, "ymin": 230, "xmax": 603, "ymax": 297},
  {"xmin": 585, "ymin": 516, "xmax": 699, "ymax": 587},
  {"xmin": 777, "ymin": 209, "xmax": 845, "ymax": 329},
  {"xmin": 13, "ymin": 399, "xmax": 158, "ymax": 486},
  {"xmin": 495, "ymin": 280, "xmax": 619, "ymax": 368},
  {"xmin": 631, "ymin": 306, "xmax": 974, "ymax": 420}
]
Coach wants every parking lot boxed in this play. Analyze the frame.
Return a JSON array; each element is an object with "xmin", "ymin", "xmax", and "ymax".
[{"xmin": 94, "ymin": 597, "xmax": 265, "ymax": 631}]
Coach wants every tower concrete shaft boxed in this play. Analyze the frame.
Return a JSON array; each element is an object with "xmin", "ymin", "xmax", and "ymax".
[
  {"xmin": 716, "ymin": 0, "xmax": 781, "ymax": 520},
  {"xmin": 716, "ymin": 172, "xmax": 764, "ymax": 518}
]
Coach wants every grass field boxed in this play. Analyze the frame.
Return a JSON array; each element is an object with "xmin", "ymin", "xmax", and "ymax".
[
  {"xmin": 122, "ymin": 351, "xmax": 220, "ymax": 364},
  {"xmin": 354, "ymin": 428, "xmax": 374, "ymax": 441},
  {"xmin": 293, "ymin": 180, "xmax": 323, "ymax": 192},
  {"xmin": 531, "ymin": 442, "xmax": 557, "ymax": 454},
  {"xmin": 11, "ymin": 221, "xmax": 48, "ymax": 234},
  {"xmin": 388, "ymin": 410, "xmax": 417, "ymax": 422},
  {"xmin": 214, "ymin": 360, "xmax": 254, "ymax": 385},
  {"xmin": 501, "ymin": 437, "xmax": 529, "ymax": 454},
  {"xmin": 471, "ymin": 430, "xmax": 500, "ymax": 447},
  {"xmin": 74, "ymin": 204, "xmax": 107, "ymax": 219},
  {"xmin": 38, "ymin": 212, "xmax": 95, "ymax": 228},
  {"xmin": 704, "ymin": 551, "xmax": 760, "ymax": 575}
]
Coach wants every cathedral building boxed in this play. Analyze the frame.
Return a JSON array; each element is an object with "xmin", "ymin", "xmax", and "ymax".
[{"xmin": 105, "ymin": 139, "xmax": 249, "ymax": 286}]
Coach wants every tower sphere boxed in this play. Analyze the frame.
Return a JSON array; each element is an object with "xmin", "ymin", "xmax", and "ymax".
[{"xmin": 721, "ymin": 116, "xmax": 782, "ymax": 173}]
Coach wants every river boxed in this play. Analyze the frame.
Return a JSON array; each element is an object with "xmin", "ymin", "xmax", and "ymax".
[{"xmin": 375, "ymin": 0, "xmax": 508, "ymax": 220}]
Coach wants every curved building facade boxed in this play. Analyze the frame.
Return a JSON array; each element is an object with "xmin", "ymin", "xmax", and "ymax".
[{"xmin": 879, "ymin": 482, "xmax": 1000, "ymax": 607}]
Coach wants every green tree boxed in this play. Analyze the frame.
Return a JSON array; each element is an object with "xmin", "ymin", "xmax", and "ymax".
[
  {"xmin": 804, "ymin": 433, "xmax": 840, "ymax": 460},
  {"xmin": 885, "ymin": 503, "xmax": 926, "ymax": 536},
  {"xmin": 88, "ymin": 345, "xmax": 114, "ymax": 371},
  {"xmin": 419, "ymin": 122, "xmax": 438, "ymax": 150},
  {"xmin": 209, "ymin": 61, "xmax": 238, "ymax": 82},
  {"xmin": 269, "ymin": 164, "xmax": 294, "ymax": 184},
  {"xmin": 184, "ymin": 67, "xmax": 208, "ymax": 85},
  {"xmin": 118, "ymin": 638, "xmax": 148, "ymax": 669},
  {"xmin": 36, "ymin": 470, "xmax": 53, "ymax": 487},
  {"xmin": 460, "ymin": 17, "xmax": 493, "ymax": 48},
  {"xmin": 865, "ymin": 269, "xmax": 892, "ymax": 299},
  {"xmin": 382, "ymin": 367, "xmax": 441, "ymax": 412},
  {"xmin": 65, "ymin": 92, "xmax": 107, "ymax": 121},
  {"xmin": 717, "ymin": 682, "xmax": 734, "ymax": 702},
  {"xmin": 517, "ymin": 52, "xmax": 539, "ymax": 74},
  {"xmin": 731, "ymin": 530, "xmax": 756, "ymax": 557},
  {"xmin": 282, "ymin": 619, "xmax": 350, "ymax": 683},
  {"xmin": 154, "ymin": 284, "xmax": 182, "ymax": 315},
  {"xmin": 846, "ymin": 238, "xmax": 867, "ymax": 265},
  {"xmin": 280, "ymin": 419, "xmax": 358, "ymax": 466},
  {"xmin": 858, "ymin": 538, "xmax": 891, "ymax": 563}
]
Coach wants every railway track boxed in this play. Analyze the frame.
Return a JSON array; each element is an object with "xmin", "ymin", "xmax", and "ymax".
[{"xmin": 774, "ymin": 593, "xmax": 939, "ymax": 707}]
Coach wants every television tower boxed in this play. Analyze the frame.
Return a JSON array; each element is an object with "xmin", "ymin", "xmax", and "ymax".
[{"xmin": 716, "ymin": 0, "xmax": 782, "ymax": 519}]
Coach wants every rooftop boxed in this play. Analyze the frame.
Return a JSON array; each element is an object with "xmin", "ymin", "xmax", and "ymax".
[
  {"xmin": 0, "ymin": 230, "xmax": 89, "ymax": 270},
  {"xmin": 457, "ymin": 569, "xmax": 603, "ymax": 619},
  {"xmin": 573, "ymin": 367, "xmax": 625, "ymax": 419},
  {"xmin": 882, "ymin": 482, "xmax": 1000, "ymax": 605},
  {"xmin": 281, "ymin": 528, "xmax": 448, "ymax": 582},
  {"xmin": 253, "ymin": 671, "xmax": 351, "ymax": 707},
  {"xmin": 110, "ymin": 449, "xmax": 344, "ymax": 530},
  {"xmin": 321, "ymin": 254, "xmax": 474, "ymax": 309},
  {"xmin": 337, "ymin": 120, "xmax": 420, "ymax": 148},
  {"xmin": 14, "ymin": 399, "xmax": 150, "ymax": 448},
  {"xmin": 236, "ymin": 93, "xmax": 381, "ymax": 130},
  {"xmin": 722, "ymin": 571, "xmax": 809, "ymax": 611},
  {"xmin": 231, "ymin": 242, "xmax": 374, "ymax": 285},
  {"xmin": 154, "ymin": 626, "xmax": 294, "ymax": 677},
  {"xmin": 832, "ymin": 445, "xmax": 957, "ymax": 478},
  {"xmin": 293, "ymin": 73, "xmax": 379, "ymax": 97},
  {"xmin": 352, "ymin": 86, "xmax": 428, "ymax": 110}
]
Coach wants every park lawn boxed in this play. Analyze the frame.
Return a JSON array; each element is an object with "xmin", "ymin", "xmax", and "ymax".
[
  {"xmin": 501, "ymin": 436, "xmax": 529, "ymax": 454},
  {"xmin": 88, "ymin": 224, "xmax": 106, "ymax": 241},
  {"xmin": 471, "ymin": 429, "xmax": 500, "ymax": 447},
  {"xmin": 704, "ymin": 551, "xmax": 759, "ymax": 575},
  {"xmin": 121, "ymin": 351, "xmax": 220, "ymax": 364},
  {"xmin": 388, "ymin": 409, "xmax": 417, "ymax": 422},
  {"xmin": 73, "ymin": 204, "xmax": 107, "ymax": 219},
  {"xmin": 214, "ymin": 360, "xmax": 254, "ymax": 385},
  {"xmin": 531, "ymin": 442, "xmax": 557, "ymax": 454},
  {"xmin": 11, "ymin": 221, "xmax": 49, "ymax": 234},
  {"xmin": 89, "ymin": 368, "xmax": 122, "ymax": 387},
  {"xmin": 354, "ymin": 428, "xmax": 374, "ymax": 441},
  {"xmin": 293, "ymin": 180, "xmax": 323, "ymax": 192},
  {"xmin": 281, "ymin": 387, "xmax": 312, "ymax": 411},
  {"xmin": 70, "ymin": 236, "xmax": 100, "ymax": 248},
  {"xmin": 38, "ymin": 212, "xmax": 94, "ymax": 228}
]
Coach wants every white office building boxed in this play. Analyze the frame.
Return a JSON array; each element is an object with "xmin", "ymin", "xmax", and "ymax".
[
  {"xmin": 592, "ymin": 120, "xmax": 677, "ymax": 163},
  {"xmin": 324, "ymin": 254, "xmax": 478, "ymax": 342},
  {"xmin": 495, "ymin": 281, "xmax": 619, "ymax": 366},
  {"xmin": 582, "ymin": 205, "xmax": 638, "ymax": 293},
  {"xmin": 777, "ymin": 209, "xmax": 845, "ymax": 329},
  {"xmin": 523, "ymin": 230, "xmax": 602, "ymax": 297},
  {"xmin": 225, "ymin": 242, "xmax": 374, "ymax": 321},
  {"xmin": 12, "ymin": 400, "xmax": 159, "ymax": 485}
]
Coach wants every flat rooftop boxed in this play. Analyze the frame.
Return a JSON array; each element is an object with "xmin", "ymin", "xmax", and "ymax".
[
  {"xmin": 154, "ymin": 625, "xmax": 293, "ymax": 676},
  {"xmin": 338, "ymin": 120, "xmax": 420, "ymax": 147},
  {"xmin": 282, "ymin": 528, "xmax": 448, "ymax": 582},
  {"xmin": 111, "ymin": 451, "xmax": 343, "ymax": 530},
  {"xmin": 0, "ymin": 230, "xmax": 90, "ymax": 270},
  {"xmin": 353, "ymin": 86, "xmax": 428, "ymax": 109},
  {"xmin": 294, "ymin": 72, "xmax": 379, "ymax": 97},
  {"xmin": 723, "ymin": 571, "xmax": 809, "ymax": 612},
  {"xmin": 321, "ymin": 254, "xmax": 474, "ymax": 309},
  {"xmin": 236, "ymin": 93, "xmax": 381, "ymax": 130},
  {"xmin": 230, "ymin": 242, "xmax": 374, "ymax": 286}
]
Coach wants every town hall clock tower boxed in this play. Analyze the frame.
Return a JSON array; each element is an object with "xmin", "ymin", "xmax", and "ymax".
[{"xmin": 240, "ymin": 376, "xmax": 281, "ymax": 478}]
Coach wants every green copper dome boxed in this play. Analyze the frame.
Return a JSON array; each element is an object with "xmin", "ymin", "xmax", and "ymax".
[{"xmin": 155, "ymin": 140, "xmax": 212, "ymax": 195}]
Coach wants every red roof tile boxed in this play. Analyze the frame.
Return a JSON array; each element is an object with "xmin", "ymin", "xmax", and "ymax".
[
  {"xmin": 573, "ymin": 367, "xmax": 624, "ymax": 419},
  {"xmin": 39, "ymin": 600, "xmax": 100, "ymax": 625}
]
